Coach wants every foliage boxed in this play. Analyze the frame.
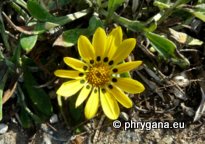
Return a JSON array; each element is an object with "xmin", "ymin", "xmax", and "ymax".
[{"xmin": 0, "ymin": 0, "xmax": 204, "ymax": 129}]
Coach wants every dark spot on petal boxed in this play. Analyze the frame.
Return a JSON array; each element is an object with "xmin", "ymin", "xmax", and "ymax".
[
  {"xmin": 83, "ymin": 66, "xmax": 88, "ymax": 71},
  {"xmin": 103, "ymin": 57, "xmax": 109, "ymax": 62},
  {"xmin": 86, "ymin": 85, "xmax": 90, "ymax": 89},
  {"xmin": 94, "ymin": 89, "xmax": 98, "ymax": 93},
  {"xmin": 112, "ymin": 78, "xmax": 117, "ymax": 82},
  {"xmin": 108, "ymin": 60, "xmax": 114, "ymax": 65},
  {"xmin": 96, "ymin": 56, "xmax": 101, "ymax": 61},
  {"xmin": 112, "ymin": 68, "xmax": 118, "ymax": 73},
  {"xmin": 90, "ymin": 60, "xmax": 94, "ymax": 64},
  {"xmin": 80, "ymin": 80, "xmax": 85, "ymax": 84},
  {"xmin": 79, "ymin": 73, "xmax": 84, "ymax": 77},
  {"xmin": 101, "ymin": 88, "xmax": 106, "ymax": 93},
  {"xmin": 108, "ymin": 84, "xmax": 113, "ymax": 89}
]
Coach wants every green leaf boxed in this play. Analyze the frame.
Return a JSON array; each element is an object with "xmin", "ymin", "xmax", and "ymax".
[
  {"xmin": 198, "ymin": 0, "xmax": 205, "ymax": 4},
  {"xmin": 19, "ymin": 108, "xmax": 33, "ymax": 128},
  {"xmin": 20, "ymin": 35, "xmax": 38, "ymax": 53},
  {"xmin": 28, "ymin": 0, "xmax": 88, "ymax": 24},
  {"xmin": 182, "ymin": 4, "xmax": 205, "ymax": 22},
  {"xmin": 27, "ymin": 0, "xmax": 55, "ymax": 22},
  {"xmin": 108, "ymin": 0, "xmax": 124, "ymax": 14},
  {"xmin": 17, "ymin": 85, "xmax": 42, "ymax": 127},
  {"xmin": 169, "ymin": 28, "xmax": 203, "ymax": 46},
  {"xmin": 195, "ymin": 4, "xmax": 205, "ymax": 12},
  {"xmin": 153, "ymin": 1, "xmax": 170, "ymax": 10},
  {"xmin": 145, "ymin": 32, "xmax": 190, "ymax": 68},
  {"xmin": 27, "ymin": 0, "xmax": 88, "ymax": 35},
  {"xmin": 53, "ymin": 16, "xmax": 103, "ymax": 47},
  {"xmin": 54, "ymin": 28, "xmax": 86, "ymax": 47},
  {"xmin": 22, "ymin": 57, "xmax": 53, "ymax": 118},
  {"xmin": 174, "ymin": 0, "xmax": 191, "ymax": 7},
  {"xmin": 0, "ymin": 67, "xmax": 8, "ymax": 121},
  {"xmin": 146, "ymin": 32, "xmax": 175, "ymax": 57},
  {"xmin": 68, "ymin": 94, "xmax": 84, "ymax": 124},
  {"xmin": 87, "ymin": 16, "xmax": 103, "ymax": 33},
  {"xmin": 189, "ymin": 10, "xmax": 205, "ymax": 22},
  {"xmin": 107, "ymin": 0, "xmax": 124, "ymax": 20},
  {"xmin": 112, "ymin": 13, "xmax": 146, "ymax": 32},
  {"xmin": 25, "ymin": 9, "xmax": 88, "ymax": 35}
]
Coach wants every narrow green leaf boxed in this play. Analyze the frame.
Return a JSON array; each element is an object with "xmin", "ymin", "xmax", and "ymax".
[
  {"xmin": 112, "ymin": 13, "xmax": 146, "ymax": 32},
  {"xmin": 107, "ymin": 0, "xmax": 124, "ymax": 21},
  {"xmin": 183, "ymin": 4, "xmax": 205, "ymax": 22},
  {"xmin": 53, "ymin": 16, "xmax": 103, "ymax": 47},
  {"xmin": 0, "ymin": 12, "xmax": 11, "ymax": 51},
  {"xmin": 22, "ymin": 57, "xmax": 53, "ymax": 118},
  {"xmin": 15, "ymin": 0, "xmax": 27, "ymax": 9},
  {"xmin": 186, "ymin": 8, "xmax": 205, "ymax": 22},
  {"xmin": 17, "ymin": 85, "xmax": 42, "ymax": 127},
  {"xmin": 55, "ymin": 9, "xmax": 88, "ymax": 25},
  {"xmin": 54, "ymin": 28, "xmax": 86, "ymax": 47},
  {"xmin": 19, "ymin": 108, "xmax": 33, "ymax": 128},
  {"xmin": 20, "ymin": 35, "xmax": 38, "ymax": 53},
  {"xmin": 68, "ymin": 94, "xmax": 84, "ymax": 124},
  {"xmin": 195, "ymin": 4, "xmax": 205, "ymax": 12},
  {"xmin": 146, "ymin": 32, "xmax": 190, "ymax": 68},
  {"xmin": 87, "ymin": 16, "xmax": 103, "ymax": 33},
  {"xmin": 169, "ymin": 28, "xmax": 203, "ymax": 46},
  {"xmin": 153, "ymin": 1, "xmax": 170, "ymax": 10},
  {"xmin": 0, "ymin": 69, "xmax": 8, "ymax": 121},
  {"xmin": 28, "ymin": 0, "xmax": 88, "ymax": 24},
  {"xmin": 27, "ymin": 0, "xmax": 54, "ymax": 21},
  {"xmin": 26, "ymin": 9, "xmax": 88, "ymax": 35},
  {"xmin": 108, "ymin": 0, "xmax": 124, "ymax": 14},
  {"xmin": 198, "ymin": 0, "xmax": 205, "ymax": 4},
  {"xmin": 146, "ymin": 32, "xmax": 176, "ymax": 57},
  {"xmin": 10, "ymin": 2, "xmax": 29, "ymax": 21}
]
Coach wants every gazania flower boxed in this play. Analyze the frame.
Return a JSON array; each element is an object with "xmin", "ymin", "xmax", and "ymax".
[{"xmin": 54, "ymin": 26, "xmax": 145, "ymax": 120}]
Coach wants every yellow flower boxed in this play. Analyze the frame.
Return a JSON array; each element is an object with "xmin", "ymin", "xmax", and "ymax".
[{"xmin": 54, "ymin": 27, "xmax": 145, "ymax": 120}]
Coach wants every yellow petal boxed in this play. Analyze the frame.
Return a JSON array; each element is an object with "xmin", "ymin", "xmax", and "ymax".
[
  {"xmin": 113, "ymin": 78, "xmax": 145, "ymax": 94},
  {"xmin": 92, "ymin": 27, "xmax": 107, "ymax": 58},
  {"xmin": 54, "ymin": 70, "xmax": 84, "ymax": 79},
  {"xmin": 105, "ymin": 27, "xmax": 123, "ymax": 59},
  {"xmin": 84, "ymin": 88, "xmax": 99, "ymax": 119},
  {"xmin": 112, "ymin": 61, "xmax": 142, "ymax": 74},
  {"xmin": 56, "ymin": 79, "xmax": 85, "ymax": 97},
  {"xmin": 112, "ymin": 38, "xmax": 136, "ymax": 64},
  {"xmin": 106, "ymin": 85, "xmax": 133, "ymax": 108},
  {"xmin": 64, "ymin": 57, "xmax": 88, "ymax": 72},
  {"xmin": 75, "ymin": 84, "xmax": 92, "ymax": 107},
  {"xmin": 100, "ymin": 89, "xmax": 120, "ymax": 120},
  {"xmin": 78, "ymin": 35, "xmax": 95, "ymax": 62}
]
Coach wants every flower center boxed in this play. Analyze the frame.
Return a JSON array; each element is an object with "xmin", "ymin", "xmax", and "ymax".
[{"xmin": 86, "ymin": 63, "xmax": 110, "ymax": 87}]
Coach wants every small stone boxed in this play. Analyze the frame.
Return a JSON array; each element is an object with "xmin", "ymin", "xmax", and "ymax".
[
  {"xmin": 49, "ymin": 114, "xmax": 58, "ymax": 124},
  {"xmin": 180, "ymin": 139, "xmax": 188, "ymax": 144},
  {"xmin": 0, "ymin": 123, "xmax": 8, "ymax": 134},
  {"xmin": 181, "ymin": 103, "xmax": 195, "ymax": 117},
  {"xmin": 43, "ymin": 133, "xmax": 52, "ymax": 144},
  {"xmin": 11, "ymin": 118, "xmax": 17, "ymax": 124},
  {"xmin": 173, "ymin": 75, "xmax": 189, "ymax": 87},
  {"xmin": 159, "ymin": 135, "xmax": 174, "ymax": 144},
  {"xmin": 120, "ymin": 112, "xmax": 129, "ymax": 121},
  {"xmin": 106, "ymin": 127, "xmax": 112, "ymax": 132}
]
